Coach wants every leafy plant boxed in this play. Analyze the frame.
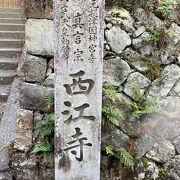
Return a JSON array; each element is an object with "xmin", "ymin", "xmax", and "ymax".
[
  {"xmin": 105, "ymin": 145, "xmax": 134, "ymax": 170},
  {"xmin": 45, "ymin": 94, "xmax": 54, "ymax": 109},
  {"xmin": 102, "ymin": 83, "xmax": 122, "ymax": 102},
  {"xmin": 147, "ymin": 28, "xmax": 161, "ymax": 42},
  {"xmin": 102, "ymin": 106, "xmax": 124, "ymax": 125},
  {"xmin": 102, "ymin": 83, "xmax": 124, "ymax": 125},
  {"xmin": 37, "ymin": 114, "xmax": 55, "ymax": 138},
  {"xmin": 32, "ymin": 140, "xmax": 53, "ymax": 155},
  {"xmin": 158, "ymin": 0, "xmax": 178, "ymax": 15},
  {"xmin": 32, "ymin": 114, "xmax": 55, "ymax": 156},
  {"xmin": 126, "ymin": 84, "xmax": 160, "ymax": 118},
  {"xmin": 102, "ymin": 82, "xmax": 160, "ymax": 123},
  {"xmin": 131, "ymin": 98, "xmax": 160, "ymax": 118},
  {"xmin": 159, "ymin": 168, "xmax": 167, "ymax": 178}
]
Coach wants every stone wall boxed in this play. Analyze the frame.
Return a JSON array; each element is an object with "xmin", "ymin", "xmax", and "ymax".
[
  {"xmin": 24, "ymin": 0, "xmax": 53, "ymax": 19},
  {"xmin": 1, "ymin": 1, "xmax": 180, "ymax": 180},
  {"xmin": 101, "ymin": 5, "xmax": 180, "ymax": 180},
  {"xmin": 8, "ymin": 19, "xmax": 55, "ymax": 180}
]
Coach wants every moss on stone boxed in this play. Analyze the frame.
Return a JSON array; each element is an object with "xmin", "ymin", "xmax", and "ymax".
[
  {"xmin": 142, "ymin": 157, "xmax": 150, "ymax": 167},
  {"xmin": 125, "ymin": 55, "xmax": 162, "ymax": 80},
  {"xmin": 106, "ymin": 0, "xmax": 154, "ymax": 11}
]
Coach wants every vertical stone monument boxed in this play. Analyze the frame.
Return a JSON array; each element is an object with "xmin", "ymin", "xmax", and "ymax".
[{"xmin": 54, "ymin": 0, "xmax": 105, "ymax": 179}]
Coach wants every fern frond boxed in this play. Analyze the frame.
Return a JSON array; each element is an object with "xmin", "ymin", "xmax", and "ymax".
[
  {"xmin": 45, "ymin": 94, "xmax": 54, "ymax": 108},
  {"xmin": 102, "ymin": 105, "xmax": 124, "ymax": 125},
  {"xmin": 37, "ymin": 114, "xmax": 55, "ymax": 137},
  {"xmin": 105, "ymin": 146, "xmax": 134, "ymax": 171},
  {"xmin": 102, "ymin": 83, "xmax": 121, "ymax": 103},
  {"xmin": 115, "ymin": 148, "xmax": 134, "ymax": 171},
  {"xmin": 132, "ymin": 98, "xmax": 160, "ymax": 118},
  {"xmin": 131, "ymin": 84, "xmax": 144, "ymax": 102},
  {"xmin": 105, "ymin": 145, "xmax": 114, "ymax": 156},
  {"xmin": 32, "ymin": 141, "xmax": 53, "ymax": 154}
]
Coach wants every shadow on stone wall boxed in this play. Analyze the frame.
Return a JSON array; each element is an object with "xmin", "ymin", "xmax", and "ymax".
[{"xmin": 24, "ymin": 0, "xmax": 53, "ymax": 19}]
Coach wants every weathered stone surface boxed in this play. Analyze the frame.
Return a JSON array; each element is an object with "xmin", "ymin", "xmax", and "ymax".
[
  {"xmin": 19, "ymin": 82, "xmax": 54, "ymax": 112},
  {"xmin": 142, "ymin": 96, "xmax": 180, "ymax": 140},
  {"xmin": 133, "ymin": 26, "xmax": 146, "ymax": 38},
  {"xmin": 103, "ymin": 57, "xmax": 132, "ymax": 85},
  {"xmin": 170, "ymin": 80, "xmax": 180, "ymax": 96},
  {"xmin": 118, "ymin": 60, "xmax": 132, "ymax": 84},
  {"xmin": 25, "ymin": 19, "xmax": 54, "ymax": 56},
  {"xmin": 106, "ymin": 23, "xmax": 112, "ymax": 29},
  {"xmin": 132, "ymin": 30, "xmax": 146, "ymax": 44},
  {"xmin": 43, "ymin": 73, "xmax": 54, "ymax": 88},
  {"xmin": 105, "ymin": 26, "xmax": 131, "ymax": 54},
  {"xmin": 134, "ymin": 134, "xmax": 156, "ymax": 159},
  {"xmin": 102, "ymin": 123, "xmax": 129, "ymax": 149},
  {"xmin": 167, "ymin": 8, "xmax": 180, "ymax": 25},
  {"xmin": 134, "ymin": 8, "xmax": 164, "ymax": 29},
  {"xmin": 178, "ymin": 54, "xmax": 180, "ymax": 63},
  {"xmin": 0, "ymin": 79, "xmax": 21, "ymax": 171},
  {"xmin": 54, "ymin": 0, "xmax": 104, "ymax": 179},
  {"xmin": 159, "ymin": 51, "xmax": 172, "ymax": 65},
  {"xmin": 24, "ymin": 0, "xmax": 53, "ymax": 19},
  {"xmin": 0, "ymin": 171, "xmax": 12, "ymax": 180},
  {"xmin": 18, "ymin": 53, "xmax": 47, "ymax": 83},
  {"xmin": 168, "ymin": 23, "xmax": 180, "ymax": 45},
  {"xmin": 129, "ymin": 61, "xmax": 148, "ymax": 72},
  {"xmin": 132, "ymin": 31, "xmax": 154, "ymax": 55},
  {"xmin": 117, "ymin": 92, "xmax": 132, "ymax": 104},
  {"xmin": 46, "ymin": 66, "xmax": 53, "ymax": 77},
  {"xmin": 11, "ymin": 153, "xmax": 54, "ymax": 180},
  {"xmin": 101, "ymin": 155, "xmax": 132, "ymax": 180},
  {"xmin": 148, "ymin": 64, "xmax": 180, "ymax": 98},
  {"xmin": 173, "ymin": 136, "xmax": 180, "ymax": 154},
  {"xmin": 159, "ymin": 23, "xmax": 180, "ymax": 61},
  {"xmin": 14, "ymin": 109, "xmax": 33, "ymax": 151},
  {"xmin": 106, "ymin": 7, "xmax": 135, "ymax": 32},
  {"xmin": 146, "ymin": 139, "xmax": 175, "ymax": 163},
  {"xmin": 164, "ymin": 155, "xmax": 180, "ymax": 180},
  {"xmin": 135, "ymin": 160, "xmax": 159, "ymax": 180},
  {"xmin": 123, "ymin": 72, "xmax": 151, "ymax": 100},
  {"xmin": 119, "ymin": 119, "xmax": 142, "ymax": 138},
  {"xmin": 122, "ymin": 48, "xmax": 149, "ymax": 72},
  {"xmin": 33, "ymin": 112, "xmax": 44, "ymax": 143}
]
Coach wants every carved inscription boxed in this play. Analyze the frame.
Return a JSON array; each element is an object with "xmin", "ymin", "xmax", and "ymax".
[
  {"xmin": 88, "ymin": 0, "xmax": 99, "ymax": 63},
  {"xmin": 73, "ymin": 13, "xmax": 85, "ymax": 61},
  {"xmin": 64, "ymin": 127, "xmax": 92, "ymax": 162},
  {"xmin": 63, "ymin": 70, "xmax": 95, "ymax": 95},
  {"xmin": 61, "ymin": 70, "xmax": 95, "ymax": 157},
  {"xmin": 62, "ymin": 101, "xmax": 95, "ymax": 124},
  {"xmin": 60, "ymin": 1, "xmax": 70, "ymax": 61},
  {"xmin": 54, "ymin": 0, "xmax": 104, "ymax": 178}
]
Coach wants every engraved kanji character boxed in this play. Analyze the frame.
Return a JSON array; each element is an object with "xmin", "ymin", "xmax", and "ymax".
[
  {"xmin": 73, "ymin": 49, "xmax": 84, "ymax": 61},
  {"xmin": 89, "ymin": 53, "xmax": 96, "ymax": 63},
  {"xmin": 89, "ymin": 27, "xmax": 97, "ymax": 34},
  {"xmin": 63, "ymin": 127, "xmax": 92, "ymax": 161},
  {"xmin": 89, "ymin": 15, "xmax": 98, "ymax": 26},
  {"xmin": 61, "ymin": 36, "xmax": 69, "ymax": 45},
  {"xmin": 73, "ymin": 13, "xmax": 84, "ymax": 29},
  {"xmin": 61, "ymin": 101, "xmax": 95, "ymax": 124},
  {"xmin": 89, "ymin": 34, "xmax": 97, "ymax": 42},
  {"xmin": 61, "ymin": 4, "xmax": 68, "ymax": 13},
  {"xmin": 73, "ymin": 31, "xmax": 84, "ymax": 44},
  {"xmin": 89, "ymin": 44, "xmax": 96, "ymax": 53},
  {"xmin": 62, "ymin": 16, "xmax": 69, "ymax": 25},
  {"xmin": 63, "ymin": 70, "xmax": 95, "ymax": 95}
]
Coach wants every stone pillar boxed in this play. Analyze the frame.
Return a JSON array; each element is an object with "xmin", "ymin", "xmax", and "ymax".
[{"xmin": 54, "ymin": 0, "xmax": 105, "ymax": 179}]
